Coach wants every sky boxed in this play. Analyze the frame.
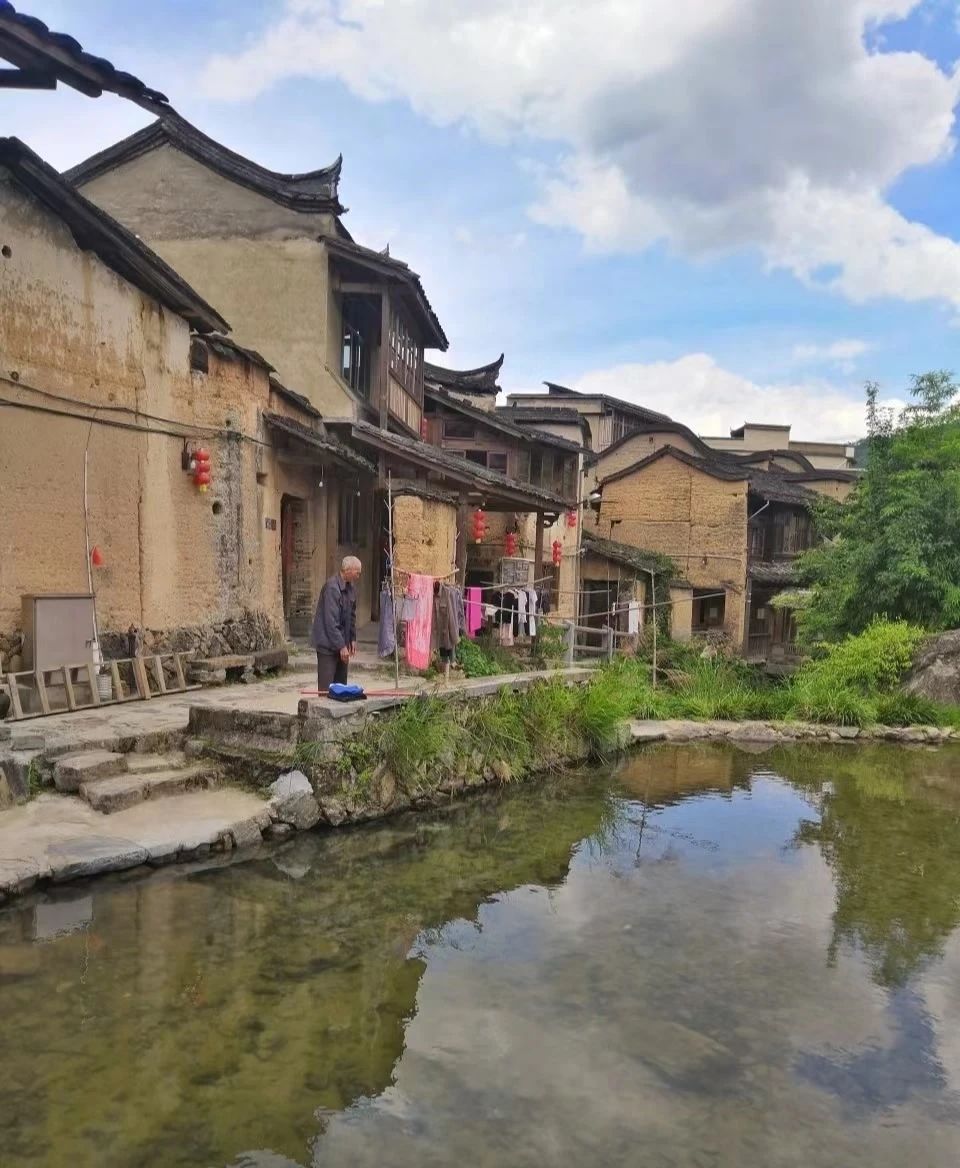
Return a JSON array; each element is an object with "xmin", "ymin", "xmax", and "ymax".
[{"xmin": 5, "ymin": 0, "xmax": 960, "ymax": 440}]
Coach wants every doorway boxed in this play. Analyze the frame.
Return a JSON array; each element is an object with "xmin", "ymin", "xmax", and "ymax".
[{"xmin": 280, "ymin": 495, "xmax": 313, "ymax": 637}]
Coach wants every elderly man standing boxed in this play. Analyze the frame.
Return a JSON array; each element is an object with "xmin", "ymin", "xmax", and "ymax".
[{"xmin": 312, "ymin": 556, "xmax": 362, "ymax": 691}]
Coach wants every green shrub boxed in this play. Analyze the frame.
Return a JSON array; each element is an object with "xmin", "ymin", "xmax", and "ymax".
[
  {"xmin": 798, "ymin": 618, "xmax": 926, "ymax": 696},
  {"xmin": 457, "ymin": 636, "xmax": 518, "ymax": 678}
]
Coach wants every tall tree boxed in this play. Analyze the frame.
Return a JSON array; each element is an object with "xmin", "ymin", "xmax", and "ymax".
[{"xmin": 798, "ymin": 372, "xmax": 960, "ymax": 641}]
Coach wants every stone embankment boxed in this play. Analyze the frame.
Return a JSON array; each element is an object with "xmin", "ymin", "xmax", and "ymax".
[{"xmin": 630, "ymin": 718, "xmax": 959, "ymax": 746}]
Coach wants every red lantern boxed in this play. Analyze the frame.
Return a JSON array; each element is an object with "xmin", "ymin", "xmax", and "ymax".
[
  {"xmin": 193, "ymin": 447, "xmax": 212, "ymax": 493},
  {"xmin": 552, "ymin": 539, "xmax": 563, "ymax": 567},
  {"xmin": 566, "ymin": 509, "xmax": 578, "ymax": 528},
  {"xmin": 420, "ymin": 416, "xmax": 428, "ymax": 440},
  {"xmin": 504, "ymin": 531, "xmax": 518, "ymax": 557},
  {"xmin": 472, "ymin": 508, "xmax": 488, "ymax": 544},
  {"xmin": 90, "ymin": 545, "xmax": 104, "ymax": 567}
]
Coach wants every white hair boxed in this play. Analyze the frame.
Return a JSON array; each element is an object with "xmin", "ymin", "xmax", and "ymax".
[{"xmin": 341, "ymin": 555, "xmax": 362, "ymax": 572}]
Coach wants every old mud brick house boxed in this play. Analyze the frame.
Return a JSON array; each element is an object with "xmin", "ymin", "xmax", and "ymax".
[
  {"xmin": 593, "ymin": 446, "xmax": 832, "ymax": 662},
  {"xmin": 504, "ymin": 382, "xmax": 671, "ymax": 453},
  {"xmin": 0, "ymin": 138, "xmax": 371, "ymax": 665},
  {"xmin": 69, "ymin": 116, "xmax": 587, "ymax": 625}
]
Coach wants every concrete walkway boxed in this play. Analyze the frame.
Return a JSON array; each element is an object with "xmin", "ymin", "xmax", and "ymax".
[{"xmin": 3, "ymin": 656, "xmax": 594, "ymax": 758}]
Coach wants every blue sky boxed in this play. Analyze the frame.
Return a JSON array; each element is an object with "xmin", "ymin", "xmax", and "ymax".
[{"xmin": 6, "ymin": 0, "xmax": 960, "ymax": 439}]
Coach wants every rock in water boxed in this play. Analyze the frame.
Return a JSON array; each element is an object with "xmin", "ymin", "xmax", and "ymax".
[{"xmin": 903, "ymin": 630, "xmax": 960, "ymax": 705}]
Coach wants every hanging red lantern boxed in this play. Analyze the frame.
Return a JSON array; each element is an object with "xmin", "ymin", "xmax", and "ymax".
[
  {"xmin": 420, "ymin": 416, "xmax": 429, "ymax": 440},
  {"xmin": 471, "ymin": 508, "xmax": 488, "ymax": 544},
  {"xmin": 566, "ymin": 509, "xmax": 578, "ymax": 528},
  {"xmin": 504, "ymin": 530, "xmax": 518, "ymax": 557},
  {"xmin": 193, "ymin": 447, "xmax": 212, "ymax": 493},
  {"xmin": 90, "ymin": 545, "xmax": 104, "ymax": 567},
  {"xmin": 552, "ymin": 539, "xmax": 563, "ymax": 567}
]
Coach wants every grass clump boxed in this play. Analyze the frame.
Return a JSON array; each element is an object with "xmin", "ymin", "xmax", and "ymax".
[
  {"xmin": 378, "ymin": 696, "xmax": 454, "ymax": 778},
  {"xmin": 464, "ymin": 687, "xmax": 535, "ymax": 777}
]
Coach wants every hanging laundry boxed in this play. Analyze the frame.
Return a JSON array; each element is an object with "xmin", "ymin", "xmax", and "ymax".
[
  {"xmin": 433, "ymin": 583, "xmax": 460, "ymax": 655},
  {"xmin": 451, "ymin": 585, "xmax": 466, "ymax": 638},
  {"xmin": 466, "ymin": 587, "xmax": 483, "ymax": 638},
  {"xmin": 526, "ymin": 587, "xmax": 538, "ymax": 638},
  {"xmin": 627, "ymin": 601, "xmax": 641, "ymax": 635},
  {"xmin": 378, "ymin": 587, "xmax": 397, "ymax": 658},
  {"xmin": 516, "ymin": 588, "xmax": 528, "ymax": 637},
  {"xmin": 404, "ymin": 574, "xmax": 434, "ymax": 670}
]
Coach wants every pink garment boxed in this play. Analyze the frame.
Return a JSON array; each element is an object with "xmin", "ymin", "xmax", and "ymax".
[
  {"xmin": 466, "ymin": 587, "xmax": 483, "ymax": 638},
  {"xmin": 404, "ymin": 574, "xmax": 434, "ymax": 670}
]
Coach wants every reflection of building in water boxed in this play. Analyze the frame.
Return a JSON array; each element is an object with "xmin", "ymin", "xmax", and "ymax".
[
  {"xmin": 0, "ymin": 785, "xmax": 605, "ymax": 1166},
  {"xmin": 615, "ymin": 745, "xmax": 746, "ymax": 806}
]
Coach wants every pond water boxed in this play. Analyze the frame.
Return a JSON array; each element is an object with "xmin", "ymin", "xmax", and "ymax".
[{"xmin": 4, "ymin": 743, "xmax": 960, "ymax": 1167}]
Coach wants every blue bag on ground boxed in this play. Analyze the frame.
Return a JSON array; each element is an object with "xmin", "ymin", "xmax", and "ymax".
[{"xmin": 328, "ymin": 683, "xmax": 367, "ymax": 702}]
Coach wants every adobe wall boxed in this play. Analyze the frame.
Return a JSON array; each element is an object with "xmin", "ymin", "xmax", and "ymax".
[
  {"xmin": 76, "ymin": 147, "xmax": 352, "ymax": 417},
  {"xmin": 598, "ymin": 456, "xmax": 748, "ymax": 644},
  {"xmin": 391, "ymin": 495, "xmax": 458, "ymax": 580},
  {"xmin": 0, "ymin": 178, "xmax": 302, "ymax": 666},
  {"xmin": 591, "ymin": 431, "xmax": 701, "ymax": 489}
]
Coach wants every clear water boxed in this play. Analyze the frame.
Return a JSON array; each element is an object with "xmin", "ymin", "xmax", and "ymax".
[{"xmin": 3, "ymin": 743, "xmax": 960, "ymax": 1167}]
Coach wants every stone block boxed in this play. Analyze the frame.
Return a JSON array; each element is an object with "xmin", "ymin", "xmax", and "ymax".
[
  {"xmin": 229, "ymin": 817, "xmax": 263, "ymax": 849},
  {"xmin": 47, "ymin": 835, "xmax": 148, "ymax": 883},
  {"xmin": 270, "ymin": 790, "xmax": 321, "ymax": 831},
  {"xmin": 630, "ymin": 720, "xmax": 668, "ymax": 743},
  {"xmin": 53, "ymin": 751, "xmax": 125, "ymax": 793},
  {"xmin": 269, "ymin": 770, "xmax": 313, "ymax": 800},
  {"xmin": 264, "ymin": 822, "xmax": 295, "ymax": 842},
  {"xmin": 12, "ymin": 732, "xmax": 45, "ymax": 751}
]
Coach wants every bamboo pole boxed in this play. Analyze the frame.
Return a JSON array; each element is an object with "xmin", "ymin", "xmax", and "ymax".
[{"xmin": 651, "ymin": 570, "xmax": 658, "ymax": 689}]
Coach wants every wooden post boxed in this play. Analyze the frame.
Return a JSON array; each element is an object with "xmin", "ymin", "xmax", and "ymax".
[
  {"xmin": 6, "ymin": 673, "xmax": 24, "ymax": 719},
  {"xmin": 534, "ymin": 511, "xmax": 545, "ymax": 586},
  {"xmin": 603, "ymin": 625, "xmax": 615, "ymax": 662},
  {"xmin": 565, "ymin": 620, "xmax": 575, "ymax": 666},
  {"xmin": 379, "ymin": 292, "xmax": 390, "ymax": 429},
  {"xmin": 387, "ymin": 472, "xmax": 401, "ymax": 692},
  {"xmin": 650, "ymin": 570, "xmax": 658, "ymax": 689}
]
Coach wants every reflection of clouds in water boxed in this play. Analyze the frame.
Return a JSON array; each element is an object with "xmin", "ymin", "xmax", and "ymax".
[{"xmin": 309, "ymin": 786, "xmax": 960, "ymax": 1166}]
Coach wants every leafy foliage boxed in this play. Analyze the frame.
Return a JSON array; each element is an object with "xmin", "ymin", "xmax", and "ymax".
[{"xmin": 798, "ymin": 372, "xmax": 960, "ymax": 641}]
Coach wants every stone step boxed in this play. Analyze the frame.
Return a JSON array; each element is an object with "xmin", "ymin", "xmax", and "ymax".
[
  {"xmin": 80, "ymin": 764, "xmax": 220, "ymax": 814},
  {"xmin": 53, "ymin": 750, "xmax": 126, "ymax": 793},
  {"xmin": 124, "ymin": 752, "xmax": 186, "ymax": 775}
]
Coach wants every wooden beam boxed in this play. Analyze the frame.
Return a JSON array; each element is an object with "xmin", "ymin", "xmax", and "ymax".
[
  {"xmin": 338, "ymin": 281, "xmax": 388, "ymax": 295},
  {"xmin": 35, "ymin": 670, "xmax": 51, "ymax": 716},
  {"xmin": 6, "ymin": 673, "xmax": 24, "ymax": 720},
  {"xmin": 0, "ymin": 67, "xmax": 57, "ymax": 90},
  {"xmin": 534, "ymin": 512, "xmax": 545, "ymax": 583},
  {"xmin": 379, "ymin": 293, "xmax": 390, "ymax": 430},
  {"xmin": 456, "ymin": 493, "xmax": 469, "ymax": 582}
]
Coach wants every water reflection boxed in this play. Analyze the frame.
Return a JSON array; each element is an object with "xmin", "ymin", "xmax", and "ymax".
[{"xmin": 1, "ymin": 744, "xmax": 959, "ymax": 1167}]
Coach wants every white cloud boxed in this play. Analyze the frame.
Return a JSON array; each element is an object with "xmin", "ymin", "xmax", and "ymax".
[
  {"xmin": 536, "ymin": 353, "xmax": 905, "ymax": 441},
  {"xmin": 792, "ymin": 340, "xmax": 870, "ymax": 363},
  {"xmin": 202, "ymin": 0, "xmax": 960, "ymax": 309}
]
